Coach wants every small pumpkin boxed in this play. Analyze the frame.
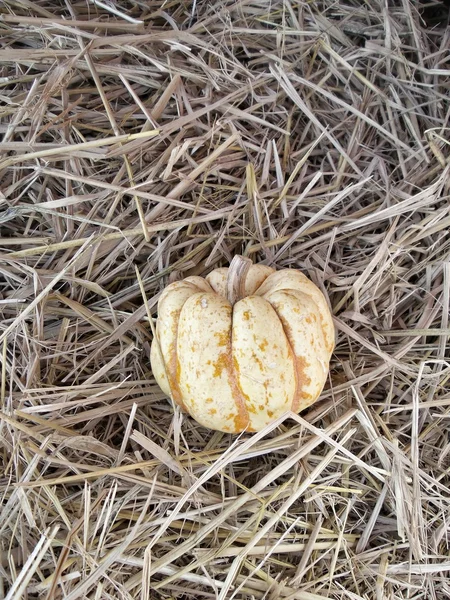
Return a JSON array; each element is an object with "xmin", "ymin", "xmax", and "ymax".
[{"xmin": 150, "ymin": 256, "xmax": 335, "ymax": 433}]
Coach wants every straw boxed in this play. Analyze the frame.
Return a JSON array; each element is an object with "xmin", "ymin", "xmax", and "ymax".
[{"xmin": 1, "ymin": 0, "xmax": 449, "ymax": 598}]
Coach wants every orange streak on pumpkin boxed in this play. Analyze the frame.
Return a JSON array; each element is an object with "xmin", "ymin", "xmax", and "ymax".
[
  {"xmin": 231, "ymin": 356, "xmax": 252, "ymax": 431},
  {"xmin": 211, "ymin": 351, "xmax": 250, "ymax": 433},
  {"xmin": 164, "ymin": 309, "xmax": 188, "ymax": 412},
  {"xmin": 292, "ymin": 355, "xmax": 313, "ymax": 412},
  {"xmin": 215, "ymin": 331, "xmax": 229, "ymax": 347},
  {"xmin": 275, "ymin": 314, "xmax": 312, "ymax": 413},
  {"xmin": 222, "ymin": 305, "xmax": 252, "ymax": 433},
  {"xmin": 166, "ymin": 347, "xmax": 187, "ymax": 411}
]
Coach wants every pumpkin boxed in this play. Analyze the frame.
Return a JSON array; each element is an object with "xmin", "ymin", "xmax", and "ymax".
[{"xmin": 150, "ymin": 256, "xmax": 335, "ymax": 433}]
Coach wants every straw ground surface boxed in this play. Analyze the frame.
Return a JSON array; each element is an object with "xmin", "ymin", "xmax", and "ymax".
[{"xmin": 1, "ymin": 1, "xmax": 450, "ymax": 598}]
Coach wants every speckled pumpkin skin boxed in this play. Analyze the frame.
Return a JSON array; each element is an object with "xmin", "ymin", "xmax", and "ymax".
[{"xmin": 150, "ymin": 265, "xmax": 335, "ymax": 433}]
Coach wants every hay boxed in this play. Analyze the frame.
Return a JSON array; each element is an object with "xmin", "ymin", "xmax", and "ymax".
[{"xmin": 1, "ymin": 0, "xmax": 450, "ymax": 598}]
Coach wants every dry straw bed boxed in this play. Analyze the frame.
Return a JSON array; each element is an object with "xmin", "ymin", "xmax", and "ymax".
[{"xmin": 0, "ymin": 0, "xmax": 450, "ymax": 598}]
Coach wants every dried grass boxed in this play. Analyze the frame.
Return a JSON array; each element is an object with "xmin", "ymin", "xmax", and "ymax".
[{"xmin": 1, "ymin": 0, "xmax": 450, "ymax": 598}]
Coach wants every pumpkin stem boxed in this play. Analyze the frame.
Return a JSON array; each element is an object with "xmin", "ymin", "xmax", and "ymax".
[{"xmin": 227, "ymin": 255, "xmax": 252, "ymax": 305}]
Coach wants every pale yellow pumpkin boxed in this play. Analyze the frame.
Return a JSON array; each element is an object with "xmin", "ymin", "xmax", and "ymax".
[{"xmin": 150, "ymin": 257, "xmax": 335, "ymax": 433}]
